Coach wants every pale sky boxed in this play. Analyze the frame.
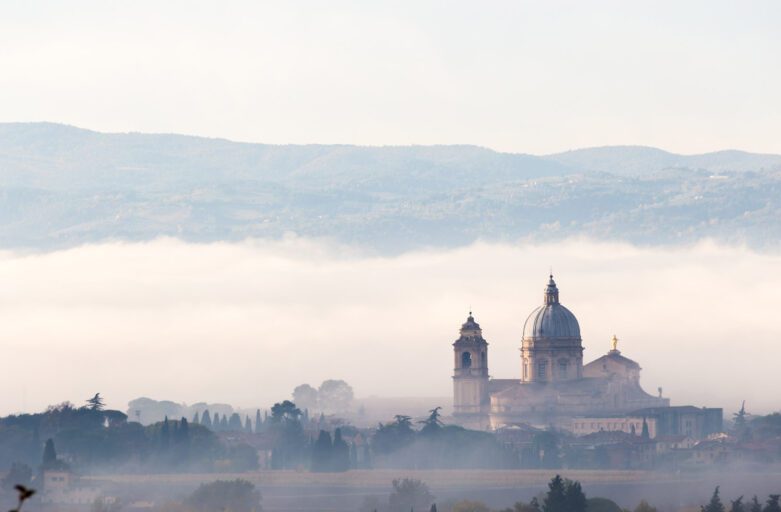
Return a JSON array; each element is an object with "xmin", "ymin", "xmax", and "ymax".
[{"xmin": 1, "ymin": 0, "xmax": 779, "ymax": 154}]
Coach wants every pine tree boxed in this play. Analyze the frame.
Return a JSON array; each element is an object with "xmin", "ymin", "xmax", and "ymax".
[
  {"xmin": 563, "ymin": 480, "xmax": 587, "ymax": 512},
  {"xmin": 543, "ymin": 475, "xmax": 567, "ymax": 512},
  {"xmin": 702, "ymin": 487, "xmax": 725, "ymax": 512},
  {"xmin": 729, "ymin": 496, "xmax": 744, "ymax": 512},
  {"xmin": 192, "ymin": 411, "xmax": 200, "ymax": 424},
  {"xmin": 245, "ymin": 415, "xmax": 252, "ymax": 433},
  {"xmin": 220, "ymin": 414, "xmax": 229, "ymax": 430},
  {"xmin": 764, "ymin": 496, "xmax": 781, "ymax": 512},
  {"xmin": 212, "ymin": 413, "xmax": 221, "ymax": 431},
  {"xmin": 255, "ymin": 409, "xmax": 262, "ymax": 433},
  {"xmin": 86, "ymin": 393, "xmax": 105, "ymax": 411},
  {"xmin": 751, "ymin": 497, "xmax": 763, "ymax": 512},
  {"xmin": 202, "ymin": 410, "xmax": 212, "ymax": 429}
]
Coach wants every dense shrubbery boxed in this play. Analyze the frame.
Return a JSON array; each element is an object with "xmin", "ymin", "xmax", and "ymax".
[
  {"xmin": 370, "ymin": 409, "xmax": 515, "ymax": 469},
  {"xmin": 0, "ymin": 402, "xmax": 257, "ymax": 473}
]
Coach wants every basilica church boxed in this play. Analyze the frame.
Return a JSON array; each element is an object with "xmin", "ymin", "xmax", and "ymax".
[{"xmin": 452, "ymin": 275, "xmax": 669, "ymax": 430}]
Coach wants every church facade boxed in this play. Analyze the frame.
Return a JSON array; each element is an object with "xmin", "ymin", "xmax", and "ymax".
[{"xmin": 452, "ymin": 275, "xmax": 669, "ymax": 430}]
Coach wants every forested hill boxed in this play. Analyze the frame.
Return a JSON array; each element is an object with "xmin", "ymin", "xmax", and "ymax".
[{"xmin": 2, "ymin": 122, "xmax": 780, "ymax": 251}]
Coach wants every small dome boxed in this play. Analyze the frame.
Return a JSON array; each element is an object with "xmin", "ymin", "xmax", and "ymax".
[
  {"xmin": 461, "ymin": 312, "xmax": 480, "ymax": 331},
  {"xmin": 522, "ymin": 275, "xmax": 581, "ymax": 340}
]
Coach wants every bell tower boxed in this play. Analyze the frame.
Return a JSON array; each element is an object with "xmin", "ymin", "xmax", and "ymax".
[{"xmin": 452, "ymin": 312, "xmax": 490, "ymax": 420}]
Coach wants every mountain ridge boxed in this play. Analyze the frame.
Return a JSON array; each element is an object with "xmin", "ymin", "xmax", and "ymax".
[{"xmin": 1, "ymin": 122, "xmax": 780, "ymax": 252}]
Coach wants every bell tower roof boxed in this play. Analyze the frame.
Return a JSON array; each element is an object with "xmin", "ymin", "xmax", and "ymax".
[{"xmin": 461, "ymin": 311, "xmax": 481, "ymax": 332}]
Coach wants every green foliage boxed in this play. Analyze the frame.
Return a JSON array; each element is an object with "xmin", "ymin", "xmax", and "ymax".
[
  {"xmin": 499, "ymin": 498, "xmax": 542, "ymax": 512},
  {"xmin": 293, "ymin": 384, "xmax": 319, "ymax": 411},
  {"xmin": 318, "ymin": 380, "xmax": 354, "ymax": 413},
  {"xmin": 311, "ymin": 430, "xmax": 333, "ymax": 472},
  {"xmin": 419, "ymin": 407, "xmax": 444, "ymax": 437},
  {"xmin": 86, "ymin": 393, "xmax": 105, "ymax": 412},
  {"xmin": 201, "ymin": 410, "xmax": 212, "ymax": 429},
  {"xmin": 634, "ymin": 500, "xmax": 657, "ymax": 512},
  {"xmin": 269, "ymin": 401, "xmax": 306, "ymax": 469},
  {"xmin": 42, "ymin": 438, "xmax": 57, "ymax": 466},
  {"xmin": 585, "ymin": 498, "xmax": 622, "ymax": 512},
  {"xmin": 702, "ymin": 487, "xmax": 725, "ymax": 512},
  {"xmin": 372, "ymin": 415, "xmax": 415, "ymax": 456},
  {"xmin": 729, "ymin": 496, "xmax": 744, "ymax": 512},
  {"xmin": 332, "ymin": 428, "xmax": 350, "ymax": 472},
  {"xmin": 228, "ymin": 413, "xmax": 243, "ymax": 431},
  {"xmin": 450, "ymin": 500, "xmax": 491, "ymax": 512},
  {"xmin": 543, "ymin": 476, "xmax": 587, "ymax": 512},
  {"xmin": 388, "ymin": 478, "xmax": 434, "ymax": 512},
  {"xmin": 185, "ymin": 479, "xmax": 262, "ymax": 512},
  {"xmin": 764, "ymin": 496, "xmax": 781, "ymax": 512}
]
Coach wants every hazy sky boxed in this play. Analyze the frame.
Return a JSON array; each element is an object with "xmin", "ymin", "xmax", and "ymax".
[
  {"xmin": 0, "ymin": 237, "xmax": 778, "ymax": 417},
  {"xmin": 1, "ymin": 1, "xmax": 780, "ymax": 154}
]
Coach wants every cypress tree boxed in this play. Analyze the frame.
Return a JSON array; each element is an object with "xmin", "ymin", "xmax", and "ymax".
[
  {"xmin": 332, "ymin": 428, "xmax": 350, "ymax": 472},
  {"xmin": 192, "ymin": 411, "xmax": 200, "ymax": 424},
  {"xmin": 255, "ymin": 409, "xmax": 262, "ymax": 432},
  {"xmin": 311, "ymin": 430, "xmax": 333, "ymax": 472},
  {"xmin": 161, "ymin": 416, "xmax": 171, "ymax": 449},
  {"xmin": 202, "ymin": 410, "xmax": 212, "ymax": 429},
  {"xmin": 212, "ymin": 413, "xmax": 221, "ymax": 431},
  {"xmin": 641, "ymin": 417, "xmax": 650, "ymax": 440},
  {"xmin": 229, "ymin": 413, "xmax": 243, "ymax": 431},
  {"xmin": 220, "ymin": 415, "xmax": 229, "ymax": 430},
  {"xmin": 178, "ymin": 417, "xmax": 190, "ymax": 442},
  {"xmin": 42, "ymin": 438, "xmax": 57, "ymax": 466},
  {"xmin": 245, "ymin": 415, "xmax": 252, "ymax": 433}
]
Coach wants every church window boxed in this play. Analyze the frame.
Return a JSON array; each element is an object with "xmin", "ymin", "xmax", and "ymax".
[
  {"xmin": 461, "ymin": 352, "xmax": 472, "ymax": 369},
  {"xmin": 558, "ymin": 360, "xmax": 569, "ymax": 379},
  {"xmin": 537, "ymin": 360, "xmax": 548, "ymax": 381}
]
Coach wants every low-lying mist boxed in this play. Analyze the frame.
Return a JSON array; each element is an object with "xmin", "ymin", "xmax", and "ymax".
[{"xmin": 0, "ymin": 237, "xmax": 778, "ymax": 416}]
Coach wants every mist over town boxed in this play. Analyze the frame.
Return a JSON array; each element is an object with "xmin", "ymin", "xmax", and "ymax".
[{"xmin": 2, "ymin": 2, "xmax": 781, "ymax": 512}]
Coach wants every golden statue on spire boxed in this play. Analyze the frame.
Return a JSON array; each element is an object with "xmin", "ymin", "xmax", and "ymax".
[{"xmin": 611, "ymin": 334, "xmax": 619, "ymax": 352}]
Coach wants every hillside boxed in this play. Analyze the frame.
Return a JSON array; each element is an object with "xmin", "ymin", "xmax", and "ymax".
[{"xmin": 1, "ymin": 123, "xmax": 780, "ymax": 251}]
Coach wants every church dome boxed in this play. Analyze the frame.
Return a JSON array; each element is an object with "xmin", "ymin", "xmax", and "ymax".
[{"xmin": 522, "ymin": 275, "xmax": 581, "ymax": 340}]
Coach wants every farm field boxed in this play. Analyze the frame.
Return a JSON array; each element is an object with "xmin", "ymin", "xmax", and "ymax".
[{"xmin": 83, "ymin": 469, "xmax": 781, "ymax": 511}]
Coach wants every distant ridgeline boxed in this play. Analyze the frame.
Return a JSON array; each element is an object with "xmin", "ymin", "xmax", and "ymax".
[{"xmin": 1, "ymin": 123, "xmax": 781, "ymax": 251}]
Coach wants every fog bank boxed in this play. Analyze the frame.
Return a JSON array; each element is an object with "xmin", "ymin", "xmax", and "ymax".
[{"xmin": 0, "ymin": 237, "xmax": 777, "ymax": 416}]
